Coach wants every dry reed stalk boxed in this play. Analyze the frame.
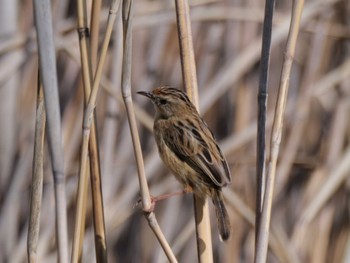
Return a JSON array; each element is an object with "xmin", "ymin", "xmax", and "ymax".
[
  {"xmin": 88, "ymin": 83, "xmax": 108, "ymax": 259},
  {"xmin": 256, "ymin": 0, "xmax": 275, "ymax": 252},
  {"xmin": 274, "ymin": 19, "xmax": 330, "ymax": 199},
  {"xmin": 90, "ymin": 0, "xmax": 102, "ymax": 72},
  {"xmin": 71, "ymin": 0, "xmax": 95, "ymax": 260},
  {"xmin": 0, "ymin": 5, "xmax": 19, "ymax": 259},
  {"xmin": 73, "ymin": 0, "xmax": 120, "ymax": 261},
  {"xmin": 310, "ymin": 207, "xmax": 334, "ymax": 263},
  {"xmin": 0, "ymin": 39, "xmax": 17, "ymax": 194},
  {"xmin": 255, "ymin": 0, "xmax": 305, "ymax": 262},
  {"xmin": 27, "ymin": 78, "xmax": 45, "ymax": 263},
  {"xmin": 33, "ymin": 0, "xmax": 69, "ymax": 261},
  {"xmin": 120, "ymin": 0, "xmax": 177, "ymax": 262},
  {"xmin": 84, "ymin": 0, "xmax": 120, "ymax": 118},
  {"xmin": 87, "ymin": 2, "xmax": 109, "ymax": 260},
  {"xmin": 174, "ymin": 1, "xmax": 213, "ymax": 262}
]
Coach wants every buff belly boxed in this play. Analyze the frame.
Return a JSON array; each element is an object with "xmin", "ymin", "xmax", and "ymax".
[{"xmin": 154, "ymin": 127, "xmax": 210, "ymax": 197}]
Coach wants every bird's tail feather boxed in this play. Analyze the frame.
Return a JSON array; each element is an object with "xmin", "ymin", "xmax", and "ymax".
[{"xmin": 212, "ymin": 190, "xmax": 231, "ymax": 241}]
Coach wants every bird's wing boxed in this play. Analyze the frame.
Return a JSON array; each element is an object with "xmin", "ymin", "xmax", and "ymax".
[{"xmin": 163, "ymin": 118, "xmax": 231, "ymax": 187}]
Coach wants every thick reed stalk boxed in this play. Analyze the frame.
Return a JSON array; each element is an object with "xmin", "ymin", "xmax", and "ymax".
[
  {"xmin": 174, "ymin": 1, "xmax": 213, "ymax": 262},
  {"xmin": 33, "ymin": 0, "xmax": 69, "ymax": 261}
]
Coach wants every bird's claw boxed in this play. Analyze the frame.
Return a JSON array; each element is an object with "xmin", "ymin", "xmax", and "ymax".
[{"xmin": 134, "ymin": 195, "xmax": 157, "ymax": 213}]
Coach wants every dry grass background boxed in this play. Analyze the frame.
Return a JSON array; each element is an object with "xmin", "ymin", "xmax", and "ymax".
[{"xmin": 0, "ymin": 0, "xmax": 349, "ymax": 262}]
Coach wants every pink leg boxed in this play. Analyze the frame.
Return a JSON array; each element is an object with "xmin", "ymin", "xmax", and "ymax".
[
  {"xmin": 151, "ymin": 190, "xmax": 187, "ymax": 202},
  {"xmin": 135, "ymin": 189, "xmax": 191, "ymax": 212}
]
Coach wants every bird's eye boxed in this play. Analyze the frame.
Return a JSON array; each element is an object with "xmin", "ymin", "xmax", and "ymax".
[{"xmin": 159, "ymin": 99, "xmax": 167, "ymax": 105}]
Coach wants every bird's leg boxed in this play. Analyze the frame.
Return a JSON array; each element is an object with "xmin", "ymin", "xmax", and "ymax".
[
  {"xmin": 151, "ymin": 190, "xmax": 187, "ymax": 202},
  {"xmin": 151, "ymin": 185, "xmax": 193, "ymax": 203},
  {"xmin": 135, "ymin": 188, "xmax": 192, "ymax": 212}
]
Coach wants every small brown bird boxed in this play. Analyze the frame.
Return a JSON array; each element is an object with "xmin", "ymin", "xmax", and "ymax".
[{"xmin": 137, "ymin": 86, "xmax": 232, "ymax": 241}]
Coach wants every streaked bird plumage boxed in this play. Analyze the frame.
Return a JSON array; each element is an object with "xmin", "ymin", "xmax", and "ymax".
[{"xmin": 137, "ymin": 86, "xmax": 232, "ymax": 241}]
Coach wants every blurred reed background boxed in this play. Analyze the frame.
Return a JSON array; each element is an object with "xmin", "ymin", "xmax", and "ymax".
[{"xmin": 0, "ymin": 0, "xmax": 349, "ymax": 262}]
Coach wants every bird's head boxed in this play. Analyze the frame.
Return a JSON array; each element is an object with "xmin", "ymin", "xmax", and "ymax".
[{"xmin": 137, "ymin": 87, "xmax": 195, "ymax": 119}]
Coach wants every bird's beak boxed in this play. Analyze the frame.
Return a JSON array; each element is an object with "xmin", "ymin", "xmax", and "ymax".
[{"xmin": 137, "ymin": 91, "xmax": 154, "ymax": 100}]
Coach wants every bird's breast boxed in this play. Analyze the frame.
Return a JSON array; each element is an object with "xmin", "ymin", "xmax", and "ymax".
[{"xmin": 153, "ymin": 120, "xmax": 193, "ymax": 187}]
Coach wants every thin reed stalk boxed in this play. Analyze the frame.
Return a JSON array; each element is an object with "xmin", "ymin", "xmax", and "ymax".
[
  {"xmin": 89, "ymin": 0, "xmax": 109, "ymax": 256},
  {"xmin": 90, "ymin": 0, "xmax": 102, "ymax": 72},
  {"xmin": 120, "ymin": 0, "xmax": 177, "ymax": 262},
  {"xmin": 255, "ymin": 1, "xmax": 305, "ymax": 262},
  {"xmin": 27, "ymin": 76, "xmax": 45, "ymax": 263},
  {"xmin": 274, "ymin": 19, "xmax": 329, "ymax": 199},
  {"xmin": 33, "ymin": 0, "xmax": 69, "ymax": 261},
  {"xmin": 71, "ymin": 0, "xmax": 94, "ymax": 260},
  {"xmin": 72, "ymin": 0, "xmax": 119, "ymax": 261}
]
